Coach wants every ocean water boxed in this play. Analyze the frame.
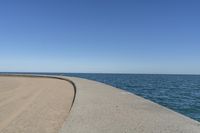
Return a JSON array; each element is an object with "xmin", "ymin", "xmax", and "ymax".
[
  {"xmin": 1, "ymin": 73, "xmax": 200, "ymax": 122},
  {"xmin": 62, "ymin": 73, "xmax": 200, "ymax": 122}
]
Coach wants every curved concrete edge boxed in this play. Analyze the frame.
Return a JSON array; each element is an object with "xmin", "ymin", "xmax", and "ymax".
[
  {"xmin": 0, "ymin": 74, "xmax": 77, "ymax": 111},
  {"xmin": 59, "ymin": 76, "xmax": 200, "ymax": 133},
  {"xmin": 1, "ymin": 74, "xmax": 200, "ymax": 133}
]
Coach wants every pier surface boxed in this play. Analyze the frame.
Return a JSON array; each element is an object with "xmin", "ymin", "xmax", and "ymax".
[
  {"xmin": 60, "ymin": 76, "xmax": 200, "ymax": 133},
  {"xmin": 0, "ymin": 76, "xmax": 74, "ymax": 133},
  {"xmin": 0, "ymin": 75, "xmax": 200, "ymax": 133}
]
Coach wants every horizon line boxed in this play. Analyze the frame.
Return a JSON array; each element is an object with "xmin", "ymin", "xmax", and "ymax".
[{"xmin": 0, "ymin": 71, "xmax": 200, "ymax": 76}]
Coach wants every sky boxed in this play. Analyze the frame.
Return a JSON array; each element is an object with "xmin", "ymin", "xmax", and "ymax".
[{"xmin": 0, "ymin": 0, "xmax": 200, "ymax": 74}]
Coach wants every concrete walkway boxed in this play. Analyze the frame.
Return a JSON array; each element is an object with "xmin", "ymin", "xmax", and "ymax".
[
  {"xmin": 0, "ymin": 76, "xmax": 74, "ymax": 133},
  {"xmin": 1, "ymin": 75, "xmax": 200, "ymax": 133},
  {"xmin": 60, "ymin": 76, "xmax": 200, "ymax": 133}
]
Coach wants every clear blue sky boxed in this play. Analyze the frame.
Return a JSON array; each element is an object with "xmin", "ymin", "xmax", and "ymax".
[{"xmin": 0, "ymin": 0, "xmax": 200, "ymax": 74}]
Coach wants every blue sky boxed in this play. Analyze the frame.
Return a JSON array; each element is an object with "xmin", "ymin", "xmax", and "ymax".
[{"xmin": 0, "ymin": 0, "xmax": 200, "ymax": 74}]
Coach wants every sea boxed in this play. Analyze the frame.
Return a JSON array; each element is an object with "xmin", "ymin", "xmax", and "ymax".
[{"xmin": 1, "ymin": 73, "xmax": 200, "ymax": 122}]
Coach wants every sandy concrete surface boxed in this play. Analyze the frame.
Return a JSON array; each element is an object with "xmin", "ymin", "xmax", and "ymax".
[
  {"xmin": 60, "ymin": 76, "xmax": 200, "ymax": 133},
  {"xmin": 0, "ymin": 76, "xmax": 74, "ymax": 133}
]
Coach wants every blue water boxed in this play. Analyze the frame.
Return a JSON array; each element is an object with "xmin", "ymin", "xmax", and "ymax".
[{"xmin": 1, "ymin": 73, "xmax": 200, "ymax": 122}]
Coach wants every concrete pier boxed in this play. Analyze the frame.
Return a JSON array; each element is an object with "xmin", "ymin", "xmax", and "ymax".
[
  {"xmin": 60, "ymin": 76, "xmax": 200, "ymax": 133},
  {"xmin": 0, "ymin": 75, "xmax": 200, "ymax": 133}
]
